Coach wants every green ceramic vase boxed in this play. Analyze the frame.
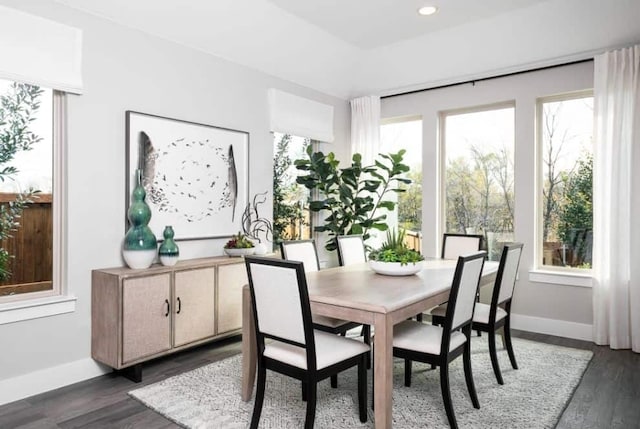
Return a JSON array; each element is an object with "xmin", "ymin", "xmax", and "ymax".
[
  {"xmin": 158, "ymin": 225, "xmax": 180, "ymax": 266},
  {"xmin": 123, "ymin": 169, "xmax": 157, "ymax": 269}
]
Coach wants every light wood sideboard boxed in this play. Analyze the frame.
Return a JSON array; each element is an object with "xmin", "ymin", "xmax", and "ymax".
[{"xmin": 91, "ymin": 256, "xmax": 248, "ymax": 381}]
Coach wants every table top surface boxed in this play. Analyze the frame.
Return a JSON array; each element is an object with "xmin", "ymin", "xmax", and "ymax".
[{"xmin": 305, "ymin": 259, "xmax": 499, "ymax": 314}]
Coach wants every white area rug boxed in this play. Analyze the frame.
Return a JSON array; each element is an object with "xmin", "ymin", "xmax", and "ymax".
[{"xmin": 130, "ymin": 336, "xmax": 592, "ymax": 428}]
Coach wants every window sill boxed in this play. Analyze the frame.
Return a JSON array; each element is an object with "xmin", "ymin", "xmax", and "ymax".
[
  {"xmin": 528, "ymin": 269, "xmax": 592, "ymax": 288},
  {"xmin": 0, "ymin": 295, "xmax": 77, "ymax": 325}
]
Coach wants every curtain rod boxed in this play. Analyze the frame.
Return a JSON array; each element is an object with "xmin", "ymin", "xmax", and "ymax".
[{"xmin": 380, "ymin": 58, "xmax": 594, "ymax": 99}]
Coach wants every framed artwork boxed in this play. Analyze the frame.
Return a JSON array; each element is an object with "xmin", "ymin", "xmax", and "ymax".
[{"xmin": 125, "ymin": 111, "xmax": 249, "ymax": 241}]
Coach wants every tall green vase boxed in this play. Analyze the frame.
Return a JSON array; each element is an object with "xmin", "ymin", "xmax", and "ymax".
[{"xmin": 123, "ymin": 169, "xmax": 157, "ymax": 269}]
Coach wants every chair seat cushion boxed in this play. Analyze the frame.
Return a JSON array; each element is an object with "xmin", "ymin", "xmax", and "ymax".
[
  {"xmin": 312, "ymin": 314, "xmax": 354, "ymax": 329},
  {"xmin": 393, "ymin": 320, "xmax": 466, "ymax": 355},
  {"xmin": 472, "ymin": 303, "xmax": 507, "ymax": 324},
  {"xmin": 429, "ymin": 303, "xmax": 507, "ymax": 324},
  {"xmin": 264, "ymin": 330, "xmax": 369, "ymax": 370}
]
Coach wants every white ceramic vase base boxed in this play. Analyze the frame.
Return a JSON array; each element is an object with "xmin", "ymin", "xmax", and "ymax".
[
  {"xmin": 159, "ymin": 255, "xmax": 179, "ymax": 266},
  {"xmin": 123, "ymin": 249, "xmax": 157, "ymax": 269}
]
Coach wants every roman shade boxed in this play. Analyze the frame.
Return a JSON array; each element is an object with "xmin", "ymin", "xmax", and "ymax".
[
  {"xmin": 0, "ymin": 5, "xmax": 83, "ymax": 93},
  {"xmin": 268, "ymin": 88, "xmax": 334, "ymax": 142}
]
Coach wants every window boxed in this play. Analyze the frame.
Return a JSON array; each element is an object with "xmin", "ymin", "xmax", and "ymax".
[
  {"xmin": 272, "ymin": 132, "xmax": 313, "ymax": 244},
  {"xmin": 441, "ymin": 104, "xmax": 515, "ymax": 261},
  {"xmin": 380, "ymin": 118, "xmax": 422, "ymax": 252},
  {"xmin": 0, "ymin": 79, "xmax": 59, "ymax": 301},
  {"xmin": 537, "ymin": 92, "xmax": 593, "ymax": 270}
]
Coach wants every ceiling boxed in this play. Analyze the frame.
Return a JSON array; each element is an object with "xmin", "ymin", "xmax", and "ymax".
[
  {"xmin": 54, "ymin": 0, "xmax": 640, "ymax": 100},
  {"xmin": 268, "ymin": 0, "xmax": 546, "ymax": 49}
]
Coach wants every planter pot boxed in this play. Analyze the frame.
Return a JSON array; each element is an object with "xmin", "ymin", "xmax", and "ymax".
[
  {"xmin": 224, "ymin": 247, "xmax": 255, "ymax": 257},
  {"xmin": 368, "ymin": 260, "xmax": 423, "ymax": 276}
]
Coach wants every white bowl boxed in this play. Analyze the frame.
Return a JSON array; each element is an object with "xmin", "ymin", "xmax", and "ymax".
[
  {"xmin": 224, "ymin": 247, "xmax": 255, "ymax": 257},
  {"xmin": 368, "ymin": 260, "xmax": 423, "ymax": 276}
]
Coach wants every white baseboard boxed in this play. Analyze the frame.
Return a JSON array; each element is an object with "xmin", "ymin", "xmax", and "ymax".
[
  {"xmin": 512, "ymin": 313, "xmax": 593, "ymax": 341},
  {"xmin": 0, "ymin": 358, "xmax": 110, "ymax": 406}
]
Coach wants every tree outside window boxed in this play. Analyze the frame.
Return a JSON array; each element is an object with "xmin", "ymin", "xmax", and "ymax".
[
  {"xmin": 272, "ymin": 133, "xmax": 311, "ymax": 246},
  {"xmin": 539, "ymin": 94, "xmax": 593, "ymax": 269},
  {"xmin": 443, "ymin": 106, "xmax": 515, "ymax": 261},
  {"xmin": 0, "ymin": 80, "xmax": 53, "ymax": 296}
]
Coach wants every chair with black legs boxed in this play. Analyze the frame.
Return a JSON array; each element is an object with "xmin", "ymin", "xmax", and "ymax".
[
  {"xmin": 281, "ymin": 239, "xmax": 371, "ymax": 382},
  {"xmin": 336, "ymin": 234, "xmax": 367, "ymax": 266},
  {"xmin": 441, "ymin": 233, "xmax": 484, "ymax": 260},
  {"xmin": 336, "ymin": 234, "xmax": 372, "ymax": 368},
  {"xmin": 392, "ymin": 251, "xmax": 486, "ymax": 429},
  {"xmin": 430, "ymin": 242, "xmax": 524, "ymax": 385},
  {"xmin": 245, "ymin": 256, "xmax": 369, "ymax": 429}
]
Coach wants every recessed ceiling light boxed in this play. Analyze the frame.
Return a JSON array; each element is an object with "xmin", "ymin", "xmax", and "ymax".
[{"xmin": 418, "ymin": 5, "xmax": 438, "ymax": 16}]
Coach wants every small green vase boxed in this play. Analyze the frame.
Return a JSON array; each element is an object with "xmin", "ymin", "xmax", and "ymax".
[
  {"xmin": 123, "ymin": 169, "xmax": 157, "ymax": 269},
  {"xmin": 159, "ymin": 225, "xmax": 180, "ymax": 266}
]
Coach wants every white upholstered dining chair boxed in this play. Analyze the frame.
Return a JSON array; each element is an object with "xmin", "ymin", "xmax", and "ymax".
[
  {"xmin": 430, "ymin": 242, "xmax": 524, "ymax": 385},
  {"xmin": 336, "ymin": 234, "xmax": 367, "ymax": 266},
  {"xmin": 392, "ymin": 251, "xmax": 486, "ymax": 429},
  {"xmin": 280, "ymin": 239, "xmax": 371, "ymax": 381},
  {"xmin": 244, "ymin": 256, "xmax": 369, "ymax": 429},
  {"xmin": 441, "ymin": 233, "xmax": 484, "ymax": 259}
]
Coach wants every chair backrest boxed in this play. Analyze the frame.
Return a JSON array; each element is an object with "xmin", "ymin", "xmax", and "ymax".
[
  {"xmin": 280, "ymin": 240, "xmax": 320, "ymax": 272},
  {"xmin": 444, "ymin": 251, "xmax": 486, "ymax": 332},
  {"xmin": 492, "ymin": 242, "xmax": 524, "ymax": 307},
  {"xmin": 336, "ymin": 235, "xmax": 367, "ymax": 266},
  {"xmin": 441, "ymin": 233, "xmax": 484, "ymax": 260},
  {"xmin": 245, "ymin": 256, "xmax": 317, "ymax": 367}
]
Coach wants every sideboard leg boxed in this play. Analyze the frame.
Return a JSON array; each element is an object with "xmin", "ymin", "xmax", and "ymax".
[{"xmin": 119, "ymin": 364, "xmax": 143, "ymax": 383}]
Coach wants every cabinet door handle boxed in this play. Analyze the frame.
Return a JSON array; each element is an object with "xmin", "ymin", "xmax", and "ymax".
[
  {"xmin": 176, "ymin": 297, "xmax": 182, "ymax": 314},
  {"xmin": 164, "ymin": 299, "xmax": 170, "ymax": 317}
]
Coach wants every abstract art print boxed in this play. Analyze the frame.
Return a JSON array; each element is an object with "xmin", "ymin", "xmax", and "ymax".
[{"xmin": 126, "ymin": 111, "xmax": 249, "ymax": 240}]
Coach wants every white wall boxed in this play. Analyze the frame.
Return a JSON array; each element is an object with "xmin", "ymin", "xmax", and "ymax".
[
  {"xmin": 381, "ymin": 62, "xmax": 594, "ymax": 335},
  {"xmin": 0, "ymin": 0, "xmax": 349, "ymax": 402}
]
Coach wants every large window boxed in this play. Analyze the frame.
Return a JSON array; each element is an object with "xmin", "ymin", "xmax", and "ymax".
[
  {"xmin": 272, "ymin": 132, "xmax": 312, "ymax": 245},
  {"xmin": 0, "ymin": 80, "xmax": 55, "ymax": 299},
  {"xmin": 380, "ymin": 118, "xmax": 422, "ymax": 251},
  {"xmin": 537, "ymin": 93, "xmax": 593, "ymax": 269},
  {"xmin": 442, "ymin": 104, "xmax": 515, "ymax": 261}
]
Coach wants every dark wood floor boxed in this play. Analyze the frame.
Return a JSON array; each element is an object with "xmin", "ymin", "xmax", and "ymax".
[{"xmin": 0, "ymin": 331, "xmax": 638, "ymax": 428}]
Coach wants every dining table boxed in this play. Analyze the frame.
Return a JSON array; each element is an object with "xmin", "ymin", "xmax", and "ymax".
[{"xmin": 241, "ymin": 258, "xmax": 499, "ymax": 429}]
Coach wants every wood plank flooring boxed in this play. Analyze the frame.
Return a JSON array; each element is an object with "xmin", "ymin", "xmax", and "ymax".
[{"xmin": 0, "ymin": 331, "xmax": 637, "ymax": 428}]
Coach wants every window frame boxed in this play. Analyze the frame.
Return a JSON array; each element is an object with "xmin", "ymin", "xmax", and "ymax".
[
  {"xmin": 438, "ymin": 100, "xmax": 516, "ymax": 254},
  {"xmin": 0, "ymin": 90, "xmax": 68, "ymax": 310},
  {"xmin": 534, "ymin": 89, "xmax": 594, "ymax": 273}
]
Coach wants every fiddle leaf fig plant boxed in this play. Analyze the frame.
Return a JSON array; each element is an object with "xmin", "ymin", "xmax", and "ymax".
[{"xmin": 294, "ymin": 146, "xmax": 411, "ymax": 251}]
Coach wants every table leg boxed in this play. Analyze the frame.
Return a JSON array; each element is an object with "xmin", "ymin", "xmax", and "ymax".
[
  {"xmin": 241, "ymin": 285, "xmax": 256, "ymax": 401},
  {"xmin": 373, "ymin": 313, "xmax": 393, "ymax": 428}
]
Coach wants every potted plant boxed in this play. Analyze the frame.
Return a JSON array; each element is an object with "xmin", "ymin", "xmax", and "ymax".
[
  {"xmin": 368, "ymin": 229, "xmax": 424, "ymax": 276},
  {"xmin": 295, "ymin": 147, "xmax": 411, "ymax": 252},
  {"xmin": 223, "ymin": 231, "xmax": 255, "ymax": 257}
]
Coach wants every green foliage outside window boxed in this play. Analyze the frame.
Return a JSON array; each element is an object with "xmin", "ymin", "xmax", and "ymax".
[{"xmin": 0, "ymin": 83, "xmax": 43, "ymax": 280}]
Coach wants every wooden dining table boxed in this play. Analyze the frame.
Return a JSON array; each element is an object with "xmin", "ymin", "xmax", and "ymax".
[{"xmin": 241, "ymin": 258, "xmax": 499, "ymax": 429}]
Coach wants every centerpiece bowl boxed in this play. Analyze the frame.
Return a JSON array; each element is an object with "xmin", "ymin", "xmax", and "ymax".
[
  {"xmin": 367, "ymin": 228, "xmax": 425, "ymax": 276},
  {"xmin": 368, "ymin": 260, "xmax": 423, "ymax": 276}
]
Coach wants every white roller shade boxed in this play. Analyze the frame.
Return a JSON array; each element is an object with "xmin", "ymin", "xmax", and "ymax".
[
  {"xmin": 268, "ymin": 89, "xmax": 334, "ymax": 142},
  {"xmin": 0, "ymin": 5, "xmax": 83, "ymax": 93}
]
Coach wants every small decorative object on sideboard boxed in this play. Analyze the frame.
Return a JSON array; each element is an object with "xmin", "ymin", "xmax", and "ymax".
[
  {"xmin": 158, "ymin": 225, "xmax": 180, "ymax": 266},
  {"xmin": 241, "ymin": 191, "xmax": 273, "ymax": 255},
  {"xmin": 123, "ymin": 169, "xmax": 158, "ymax": 269},
  {"xmin": 224, "ymin": 231, "xmax": 255, "ymax": 257},
  {"xmin": 368, "ymin": 228, "xmax": 424, "ymax": 276}
]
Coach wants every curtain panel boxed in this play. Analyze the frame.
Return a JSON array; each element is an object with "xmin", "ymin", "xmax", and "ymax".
[
  {"xmin": 593, "ymin": 44, "xmax": 640, "ymax": 352},
  {"xmin": 350, "ymin": 95, "xmax": 380, "ymax": 164}
]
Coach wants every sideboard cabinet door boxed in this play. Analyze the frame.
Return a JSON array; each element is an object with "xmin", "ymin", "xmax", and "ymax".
[
  {"xmin": 217, "ymin": 262, "xmax": 248, "ymax": 334},
  {"xmin": 122, "ymin": 274, "xmax": 171, "ymax": 364},
  {"xmin": 173, "ymin": 267, "xmax": 216, "ymax": 347}
]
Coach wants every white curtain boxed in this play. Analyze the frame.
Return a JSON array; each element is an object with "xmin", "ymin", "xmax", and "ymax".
[
  {"xmin": 593, "ymin": 44, "xmax": 640, "ymax": 352},
  {"xmin": 350, "ymin": 96, "xmax": 380, "ymax": 164}
]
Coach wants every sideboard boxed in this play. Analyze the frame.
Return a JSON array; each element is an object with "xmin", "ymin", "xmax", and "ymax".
[{"xmin": 91, "ymin": 256, "xmax": 248, "ymax": 381}]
